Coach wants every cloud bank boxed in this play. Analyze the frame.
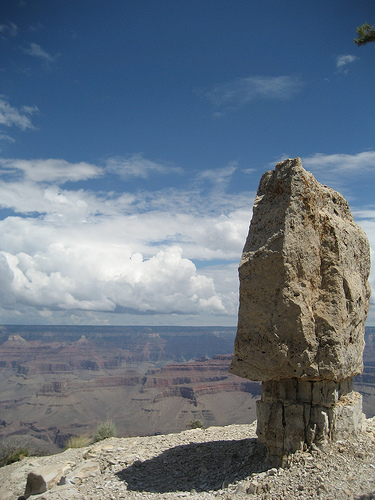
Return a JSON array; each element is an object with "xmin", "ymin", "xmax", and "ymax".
[
  {"xmin": 0, "ymin": 151, "xmax": 373, "ymax": 325},
  {"xmin": 0, "ymin": 156, "xmax": 253, "ymax": 324}
]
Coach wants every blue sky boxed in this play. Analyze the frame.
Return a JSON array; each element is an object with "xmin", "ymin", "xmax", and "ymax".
[{"xmin": 0, "ymin": 0, "xmax": 374, "ymax": 326}]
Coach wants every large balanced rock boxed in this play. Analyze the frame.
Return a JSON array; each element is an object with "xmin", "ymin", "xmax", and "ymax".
[{"xmin": 230, "ymin": 157, "xmax": 371, "ymax": 458}]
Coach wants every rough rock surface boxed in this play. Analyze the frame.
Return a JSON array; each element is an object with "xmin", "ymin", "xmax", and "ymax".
[
  {"xmin": 229, "ymin": 157, "xmax": 371, "ymax": 458},
  {"xmin": 230, "ymin": 157, "xmax": 371, "ymax": 382},
  {"xmin": 1, "ymin": 419, "xmax": 374, "ymax": 499}
]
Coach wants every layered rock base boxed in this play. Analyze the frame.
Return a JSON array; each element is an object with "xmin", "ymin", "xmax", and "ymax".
[{"xmin": 256, "ymin": 378, "xmax": 365, "ymax": 460}]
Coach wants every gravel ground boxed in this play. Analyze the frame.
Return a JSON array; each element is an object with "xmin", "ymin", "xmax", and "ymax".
[{"xmin": 1, "ymin": 418, "xmax": 374, "ymax": 500}]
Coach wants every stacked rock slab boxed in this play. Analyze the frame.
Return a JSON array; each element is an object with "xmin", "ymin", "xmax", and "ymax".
[{"xmin": 229, "ymin": 158, "xmax": 371, "ymax": 459}]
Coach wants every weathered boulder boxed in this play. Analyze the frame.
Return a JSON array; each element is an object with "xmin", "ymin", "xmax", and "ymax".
[
  {"xmin": 24, "ymin": 462, "xmax": 74, "ymax": 497},
  {"xmin": 230, "ymin": 157, "xmax": 371, "ymax": 382},
  {"xmin": 229, "ymin": 158, "xmax": 371, "ymax": 458}
]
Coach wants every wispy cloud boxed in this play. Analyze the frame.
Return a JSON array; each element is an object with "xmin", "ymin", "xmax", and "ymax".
[
  {"xmin": 0, "ymin": 97, "xmax": 39, "ymax": 131},
  {"xmin": 270, "ymin": 151, "xmax": 375, "ymax": 200},
  {"xmin": 0, "ymin": 134, "xmax": 16, "ymax": 143},
  {"xmin": 23, "ymin": 42, "xmax": 56, "ymax": 62},
  {"xmin": 105, "ymin": 154, "xmax": 183, "ymax": 179},
  {"xmin": 28, "ymin": 23, "xmax": 44, "ymax": 34},
  {"xmin": 336, "ymin": 54, "xmax": 358, "ymax": 72},
  {"xmin": 302, "ymin": 151, "xmax": 375, "ymax": 173},
  {"xmin": 0, "ymin": 158, "xmax": 103, "ymax": 184},
  {"xmin": 203, "ymin": 75, "xmax": 303, "ymax": 113},
  {"xmin": 196, "ymin": 162, "xmax": 237, "ymax": 192},
  {"xmin": 0, "ymin": 22, "xmax": 18, "ymax": 38}
]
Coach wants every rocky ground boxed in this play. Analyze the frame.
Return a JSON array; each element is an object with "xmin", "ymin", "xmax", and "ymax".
[{"xmin": 1, "ymin": 418, "xmax": 374, "ymax": 500}]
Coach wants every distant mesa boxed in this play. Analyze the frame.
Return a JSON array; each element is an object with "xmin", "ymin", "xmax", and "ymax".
[
  {"xmin": 75, "ymin": 335, "xmax": 89, "ymax": 344},
  {"xmin": 4, "ymin": 334, "xmax": 28, "ymax": 345}
]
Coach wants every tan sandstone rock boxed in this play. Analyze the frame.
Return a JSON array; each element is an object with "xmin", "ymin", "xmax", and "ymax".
[
  {"xmin": 230, "ymin": 157, "xmax": 371, "ymax": 382},
  {"xmin": 229, "ymin": 158, "xmax": 371, "ymax": 458}
]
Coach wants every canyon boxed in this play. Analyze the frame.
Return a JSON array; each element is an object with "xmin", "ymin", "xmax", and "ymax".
[{"xmin": 0, "ymin": 325, "xmax": 373, "ymax": 457}]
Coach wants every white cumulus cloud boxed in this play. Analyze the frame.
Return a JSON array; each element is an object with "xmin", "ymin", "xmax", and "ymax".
[
  {"xmin": 0, "ymin": 157, "xmax": 254, "ymax": 323},
  {"xmin": 0, "ymin": 237, "xmax": 226, "ymax": 317}
]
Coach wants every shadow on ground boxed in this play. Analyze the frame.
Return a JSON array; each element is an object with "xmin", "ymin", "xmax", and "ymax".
[{"xmin": 116, "ymin": 437, "xmax": 268, "ymax": 493}]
